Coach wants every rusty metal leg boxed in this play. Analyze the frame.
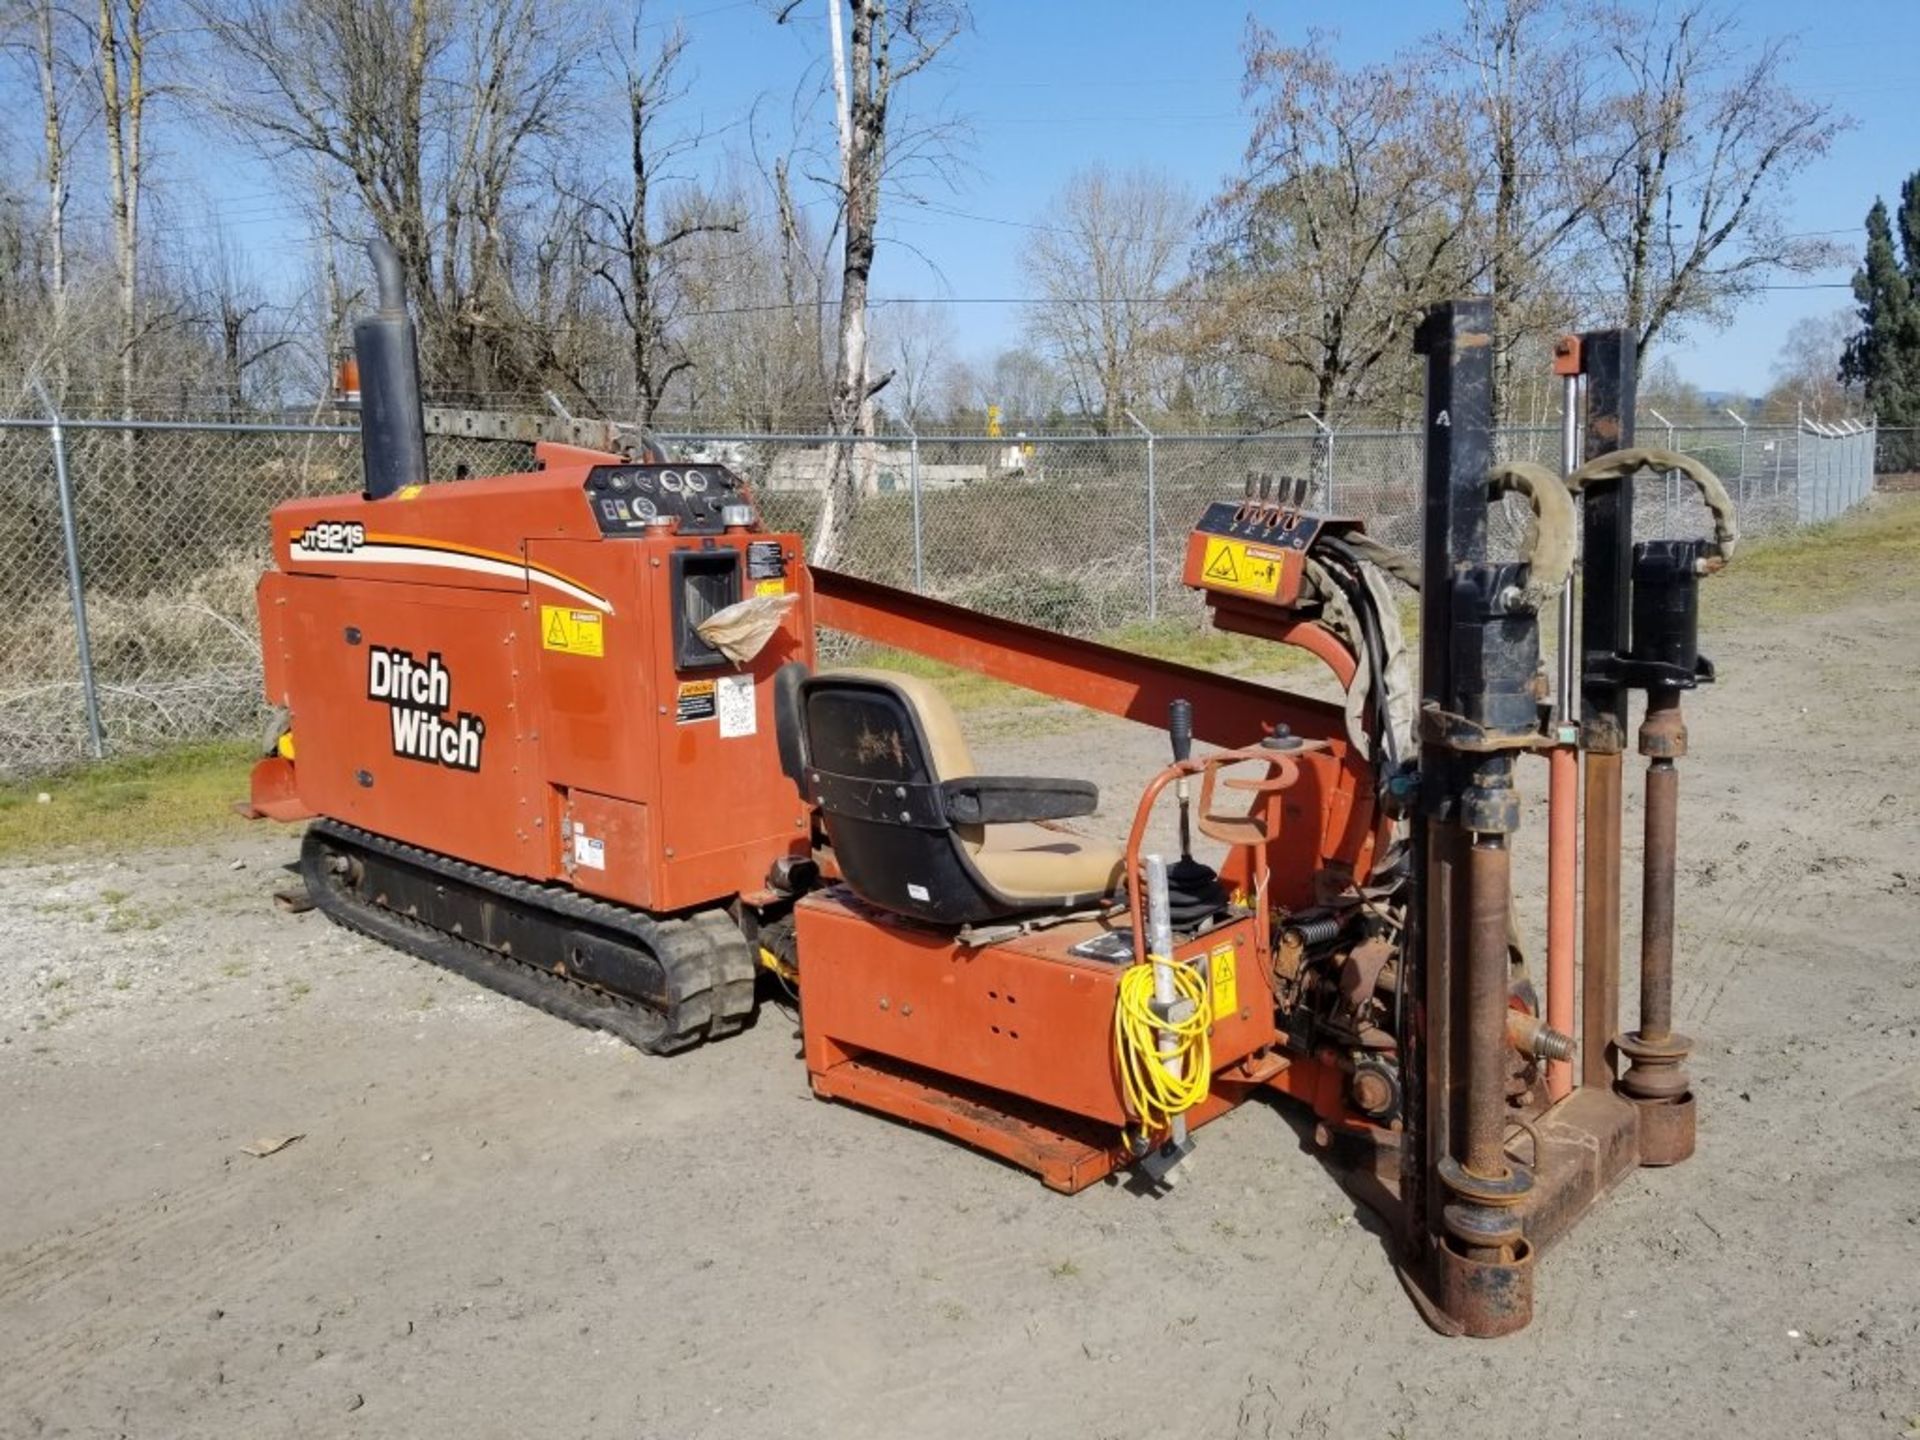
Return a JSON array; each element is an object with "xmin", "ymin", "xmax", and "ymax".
[
  {"xmin": 1545, "ymin": 745, "xmax": 1578, "ymax": 1100},
  {"xmin": 1417, "ymin": 816, "xmax": 1461, "ymax": 1247},
  {"xmin": 1617, "ymin": 690, "xmax": 1696, "ymax": 1164},
  {"xmin": 1581, "ymin": 751, "xmax": 1623, "ymax": 1090},
  {"xmin": 1464, "ymin": 836, "xmax": 1514, "ymax": 1177},
  {"xmin": 1433, "ymin": 770, "xmax": 1534, "ymax": 1339}
]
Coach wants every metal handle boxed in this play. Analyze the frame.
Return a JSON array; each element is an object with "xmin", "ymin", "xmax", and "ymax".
[{"xmin": 1168, "ymin": 698, "xmax": 1193, "ymax": 764}]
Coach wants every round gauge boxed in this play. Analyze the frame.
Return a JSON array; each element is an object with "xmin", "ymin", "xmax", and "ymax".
[
  {"xmin": 682, "ymin": 469, "xmax": 710, "ymax": 493},
  {"xmin": 609, "ymin": 473, "xmax": 631, "ymax": 493},
  {"xmin": 632, "ymin": 496, "xmax": 659, "ymax": 519},
  {"xmin": 658, "ymin": 469, "xmax": 685, "ymax": 494}
]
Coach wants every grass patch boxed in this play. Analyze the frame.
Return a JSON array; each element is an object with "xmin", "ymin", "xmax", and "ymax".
[
  {"xmin": 835, "ymin": 615, "xmax": 1321, "ymax": 719},
  {"xmin": 0, "ymin": 740, "xmax": 256, "ymax": 862},
  {"xmin": 1703, "ymin": 492, "xmax": 1920, "ymax": 618}
]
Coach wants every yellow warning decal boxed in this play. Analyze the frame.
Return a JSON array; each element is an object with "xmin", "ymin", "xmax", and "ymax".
[
  {"xmin": 1209, "ymin": 941, "xmax": 1240, "ymax": 1016},
  {"xmin": 394, "ymin": 484, "xmax": 425, "ymax": 500},
  {"xmin": 754, "ymin": 578, "xmax": 789, "ymax": 598},
  {"xmin": 676, "ymin": 679, "xmax": 717, "ymax": 723},
  {"xmin": 1201, "ymin": 537, "xmax": 1287, "ymax": 597},
  {"xmin": 541, "ymin": 604, "xmax": 605, "ymax": 657}
]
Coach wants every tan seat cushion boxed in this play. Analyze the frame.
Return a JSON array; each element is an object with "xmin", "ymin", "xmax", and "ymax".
[
  {"xmin": 966, "ymin": 822, "xmax": 1123, "ymax": 902},
  {"xmin": 822, "ymin": 667, "xmax": 1119, "ymax": 906}
]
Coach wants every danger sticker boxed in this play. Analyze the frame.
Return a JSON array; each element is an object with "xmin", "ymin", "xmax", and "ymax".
[
  {"xmin": 572, "ymin": 831, "xmax": 606, "ymax": 870},
  {"xmin": 1209, "ymin": 941, "xmax": 1240, "ymax": 1015},
  {"xmin": 541, "ymin": 605, "xmax": 604, "ymax": 657},
  {"xmin": 677, "ymin": 679, "xmax": 717, "ymax": 723},
  {"xmin": 717, "ymin": 674, "xmax": 756, "ymax": 738},
  {"xmin": 753, "ymin": 578, "xmax": 789, "ymax": 598},
  {"xmin": 1201, "ymin": 537, "xmax": 1288, "ymax": 598}
]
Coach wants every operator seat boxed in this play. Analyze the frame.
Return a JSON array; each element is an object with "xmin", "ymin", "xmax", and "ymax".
[{"xmin": 790, "ymin": 668, "xmax": 1123, "ymax": 926}]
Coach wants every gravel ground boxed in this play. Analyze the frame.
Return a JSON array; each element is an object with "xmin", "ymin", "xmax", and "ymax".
[{"xmin": 2, "ymin": 569, "xmax": 1917, "ymax": 1440}]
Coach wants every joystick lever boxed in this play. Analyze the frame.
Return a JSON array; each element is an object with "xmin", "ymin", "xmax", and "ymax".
[
  {"xmin": 1169, "ymin": 698, "xmax": 1195, "ymax": 857},
  {"xmin": 1163, "ymin": 699, "xmax": 1227, "ymax": 928}
]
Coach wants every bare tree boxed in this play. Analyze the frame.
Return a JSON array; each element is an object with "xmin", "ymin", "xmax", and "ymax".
[
  {"xmin": 987, "ymin": 346, "xmax": 1062, "ymax": 428},
  {"xmin": 1435, "ymin": 0, "xmax": 1643, "ymax": 416},
  {"xmin": 1762, "ymin": 309, "xmax": 1856, "ymax": 423},
  {"xmin": 198, "ymin": 0, "xmax": 591, "ymax": 397},
  {"xmin": 672, "ymin": 168, "xmax": 831, "ymax": 429},
  {"xmin": 563, "ymin": 15, "xmax": 741, "ymax": 422},
  {"xmin": 872, "ymin": 298, "xmax": 952, "ymax": 423},
  {"xmin": 91, "ymin": 0, "xmax": 159, "ymax": 422},
  {"xmin": 783, "ymin": 0, "xmax": 967, "ymax": 566},
  {"xmin": 1191, "ymin": 28, "xmax": 1477, "ymax": 423},
  {"xmin": 190, "ymin": 227, "xmax": 295, "ymax": 412},
  {"xmin": 1590, "ymin": 2, "xmax": 1843, "ymax": 361},
  {"xmin": 21, "ymin": 0, "xmax": 74, "ymax": 386},
  {"xmin": 1021, "ymin": 165, "xmax": 1191, "ymax": 430},
  {"xmin": 1635, "ymin": 352, "xmax": 1707, "ymax": 415}
]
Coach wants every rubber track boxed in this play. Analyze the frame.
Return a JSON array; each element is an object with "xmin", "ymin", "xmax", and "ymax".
[
  {"xmin": 301, "ymin": 819, "xmax": 748, "ymax": 1055},
  {"xmin": 692, "ymin": 908, "xmax": 758, "ymax": 1038}
]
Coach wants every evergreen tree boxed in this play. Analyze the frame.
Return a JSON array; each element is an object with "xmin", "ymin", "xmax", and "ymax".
[{"xmin": 1840, "ymin": 188, "xmax": 1920, "ymax": 424}]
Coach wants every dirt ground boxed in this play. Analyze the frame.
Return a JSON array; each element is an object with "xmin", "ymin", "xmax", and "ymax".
[{"xmin": 3, "ymin": 523, "xmax": 1918, "ymax": 1440}]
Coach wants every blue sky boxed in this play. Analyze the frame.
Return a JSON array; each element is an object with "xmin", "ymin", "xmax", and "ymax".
[{"xmin": 182, "ymin": 0, "xmax": 1919, "ymax": 396}]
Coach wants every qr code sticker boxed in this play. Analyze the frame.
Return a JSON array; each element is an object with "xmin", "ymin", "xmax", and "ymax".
[{"xmin": 717, "ymin": 675, "xmax": 756, "ymax": 738}]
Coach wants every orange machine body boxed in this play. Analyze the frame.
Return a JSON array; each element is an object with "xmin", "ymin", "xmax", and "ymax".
[
  {"xmin": 798, "ymin": 891, "xmax": 1273, "ymax": 1191},
  {"xmin": 251, "ymin": 444, "xmax": 814, "ymax": 914}
]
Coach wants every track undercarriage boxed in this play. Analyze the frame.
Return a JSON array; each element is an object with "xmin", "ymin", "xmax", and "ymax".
[{"xmin": 300, "ymin": 820, "xmax": 758, "ymax": 1054}]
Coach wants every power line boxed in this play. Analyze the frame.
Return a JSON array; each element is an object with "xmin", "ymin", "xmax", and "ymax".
[{"xmin": 133, "ymin": 276, "xmax": 1856, "ymax": 345}]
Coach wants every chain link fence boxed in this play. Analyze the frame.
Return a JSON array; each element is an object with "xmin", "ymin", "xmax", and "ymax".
[{"xmin": 0, "ymin": 407, "xmax": 1880, "ymax": 778}]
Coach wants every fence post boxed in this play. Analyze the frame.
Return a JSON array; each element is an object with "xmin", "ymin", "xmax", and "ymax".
[
  {"xmin": 1124, "ymin": 409, "xmax": 1157, "ymax": 622},
  {"xmin": 1796, "ymin": 424, "xmax": 1807, "ymax": 522},
  {"xmin": 1811, "ymin": 427, "xmax": 1822, "ymax": 522},
  {"xmin": 1820, "ymin": 426, "xmax": 1832, "ymax": 519},
  {"xmin": 904, "ymin": 418, "xmax": 924, "ymax": 593},
  {"xmin": 31, "ymin": 380, "xmax": 105, "ymax": 760},
  {"xmin": 1724, "ymin": 408, "xmax": 1748, "ymax": 510},
  {"xmin": 1825, "ymin": 426, "xmax": 1836, "ymax": 518}
]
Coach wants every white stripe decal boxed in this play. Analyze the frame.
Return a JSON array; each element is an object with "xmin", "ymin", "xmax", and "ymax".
[{"xmin": 289, "ymin": 541, "xmax": 614, "ymax": 613}]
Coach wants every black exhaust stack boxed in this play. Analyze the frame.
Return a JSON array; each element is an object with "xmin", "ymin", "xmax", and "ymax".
[{"xmin": 355, "ymin": 237, "xmax": 429, "ymax": 499}]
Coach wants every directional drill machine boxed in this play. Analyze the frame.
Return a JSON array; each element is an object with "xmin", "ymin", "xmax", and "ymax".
[{"xmin": 250, "ymin": 246, "xmax": 1736, "ymax": 1335}]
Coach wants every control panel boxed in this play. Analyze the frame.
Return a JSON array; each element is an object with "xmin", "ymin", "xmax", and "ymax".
[
  {"xmin": 1183, "ymin": 500, "xmax": 1323, "ymax": 607},
  {"xmin": 584, "ymin": 464, "xmax": 753, "ymax": 537},
  {"xmin": 1180, "ymin": 477, "xmax": 1359, "ymax": 610}
]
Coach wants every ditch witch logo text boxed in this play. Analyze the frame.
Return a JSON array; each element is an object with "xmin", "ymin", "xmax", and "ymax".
[{"xmin": 366, "ymin": 646, "xmax": 485, "ymax": 771}]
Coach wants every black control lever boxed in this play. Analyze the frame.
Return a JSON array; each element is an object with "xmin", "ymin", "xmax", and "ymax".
[
  {"xmin": 1169, "ymin": 697, "xmax": 1195, "ymax": 859},
  {"xmin": 1163, "ymin": 698, "xmax": 1227, "ymax": 928}
]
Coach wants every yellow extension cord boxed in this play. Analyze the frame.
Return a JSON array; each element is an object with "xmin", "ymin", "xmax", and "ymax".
[{"xmin": 1113, "ymin": 956, "xmax": 1214, "ymax": 1136}]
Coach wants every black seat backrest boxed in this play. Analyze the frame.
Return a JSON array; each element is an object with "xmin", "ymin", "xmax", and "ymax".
[{"xmin": 798, "ymin": 672, "xmax": 1007, "ymax": 925}]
